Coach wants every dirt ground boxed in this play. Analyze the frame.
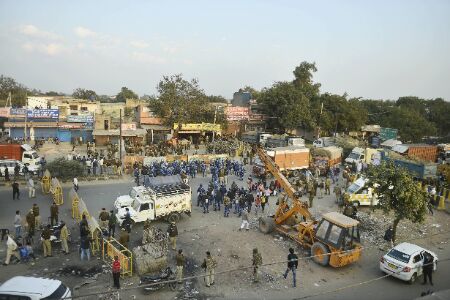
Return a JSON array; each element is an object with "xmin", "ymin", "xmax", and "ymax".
[{"xmin": 1, "ymin": 157, "xmax": 449, "ymax": 300}]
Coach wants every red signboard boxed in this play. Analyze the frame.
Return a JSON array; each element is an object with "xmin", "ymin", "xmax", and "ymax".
[{"xmin": 225, "ymin": 107, "xmax": 249, "ymax": 121}]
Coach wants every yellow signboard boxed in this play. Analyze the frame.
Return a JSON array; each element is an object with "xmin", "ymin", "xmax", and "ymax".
[{"xmin": 173, "ymin": 122, "xmax": 221, "ymax": 132}]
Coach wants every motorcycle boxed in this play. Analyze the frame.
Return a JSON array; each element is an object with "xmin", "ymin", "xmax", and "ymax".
[{"xmin": 139, "ymin": 267, "xmax": 177, "ymax": 292}]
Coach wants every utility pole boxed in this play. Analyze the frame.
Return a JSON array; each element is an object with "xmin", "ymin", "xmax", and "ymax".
[
  {"xmin": 317, "ymin": 102, "xmax": 323, "ymax": 138},
  {"xmin": 24, "ymin": 94, "xmax": 28, "ymax": 140},
  {"xmin": 212, "ymin": 106, "xmax": 218, "ymax": 154},
  {"xmin": 119, "ymin": 109, "xmax": 122, "ymax": 163}
]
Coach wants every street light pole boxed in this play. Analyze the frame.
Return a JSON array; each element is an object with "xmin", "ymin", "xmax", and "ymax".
[{"xmin": 212, "ymin": 106, "xmax": 218, "ymax": 154}]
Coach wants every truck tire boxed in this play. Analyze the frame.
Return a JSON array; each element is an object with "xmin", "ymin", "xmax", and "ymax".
[
  {"xmin": 167, "ymin": 212, "xmax": 180, "ymax": 223},
  {"xmin": 259, "ymin": 217, "xmax": 275, "ymax": 234},
  {"xmin": 311, "ymin": 242, "xmax": 330, "ymax": 266}
]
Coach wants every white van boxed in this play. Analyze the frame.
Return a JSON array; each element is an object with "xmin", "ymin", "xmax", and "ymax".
[{"xmin": 0, "ymin": 276, "xmax": 71, "ymax": 300}]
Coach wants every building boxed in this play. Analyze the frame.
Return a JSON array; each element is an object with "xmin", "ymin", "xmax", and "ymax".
[
  {"xmin": 138, "ymin": 104, "xmax": 171, "ymax": 144},
  {"xmin": 231, "ymin": 90, "xmax": 252, "ymax": 107}
]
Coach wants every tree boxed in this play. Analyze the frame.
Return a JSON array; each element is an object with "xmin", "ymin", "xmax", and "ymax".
[
  {"xmin": 206, "ymin": 95, "xmax": 228, "ymax": 103},
  {"xmin": 239, "ymin": 86, "xmax": 261, "ymax": 100},
  {"xmin": 293, "ymin": 62, "xmax": 321, "ymax": 99},
  {"xmin": 116, "ymin": 87, "xmax": 138, "ymax": 102},
  {"xmin": 258, "ymin": 81, "xmax": 313, "ymax": 132},
  {"xmin": 149, "ymin": 74, "xmax": 224, "ymax": 126},
  {"xmin": 366, "ymin": 162, "xmax": 429, "ymax": 243},
  {"xmin": 0, "ymin": 75, "xmax": 28, "ymax": 106},
  {"xmin": 72, "ymin": 88, "xmax": 98, "ymax": 101}
]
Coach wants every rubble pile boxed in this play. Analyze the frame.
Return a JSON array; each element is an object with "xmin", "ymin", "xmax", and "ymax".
[
  {"xmin": 56, "ymin": 264, "xmax": 106, "ymax": 279},
  {"xmin": 357, "ymin": 211, "xmax": 390, "ymax": 245},
  {"xmin": 133, "ymin": 227, "xmax": 169, "ymax": 275}
]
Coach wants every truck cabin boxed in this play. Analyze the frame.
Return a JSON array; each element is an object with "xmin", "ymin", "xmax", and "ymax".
[{"xmin": 314, "ymin": 212, "xmax": 360, "ymax": 251}]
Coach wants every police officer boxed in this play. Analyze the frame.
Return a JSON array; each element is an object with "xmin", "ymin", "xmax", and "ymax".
[
  {"xmin": 167, "ymin": 222, "xmax": 178, "ymax": 250},
  {"xmin": 422, "ymin": 253, "xmax": 434, "ymax": 285},
  {"xmin": 50, "ymin": 202, "xmax": 59, "ymax": 226},
  {"xmin": 99, "ymin": 208, "xmax": 109, "ymax": 230}
]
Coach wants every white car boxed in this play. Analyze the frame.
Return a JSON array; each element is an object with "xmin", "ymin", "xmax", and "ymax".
[
  {"xmin": 0, "ymin": 159, "xmax": 39, "ymax": 176},
  {"xmin": 379, "ymin": 242, "xmax": 438, "ymax": 284},
  {"xmin": 0, "ymin": 276, "xmax": 71, "ymax": 300}
]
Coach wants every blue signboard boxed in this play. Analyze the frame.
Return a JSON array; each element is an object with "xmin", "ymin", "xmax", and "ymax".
[
  {"xmin": 67, "ymin": 115, "xmax": 94, "ymax": 123},
  {"xmin": 27, "ymin": 109, "xmax": 59, "ymax": 119},
  {"xmin": 10, "ymin": 108, "xmax": 27, "ymax": 116}
]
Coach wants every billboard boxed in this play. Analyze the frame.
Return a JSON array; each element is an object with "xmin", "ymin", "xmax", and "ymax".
[
  {"xmin": 27, "ymin": 109, "xmax": 59, "ymax": 119},
  {"xmin": 121, "ymin": 123, "xmax": 137, "ymax": 131},
  {"xmin": 173, "ymin": 123, "xmax": 221, "ymax": 132},
  {"xmin": 380, "ymin": 127, "xmax": 398, "ymax": 141},
  {"xmin": 0, "ymin": 108, "xmax": 10, "ymax": 118},
  {"xmin": 225, "ymin": 107, "xmax": 249, "ymax": 121},
  {"xmin": 10, "ymin": 108, "xmax": 27, "ymax": 116},
  {"xmin": 67, "ymin": 114, "xmax": 94, "ymax": 123}
]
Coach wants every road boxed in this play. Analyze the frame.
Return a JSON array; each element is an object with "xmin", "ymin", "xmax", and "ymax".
[{"xmin": 0, "ymin": 175, "xmax": 449, "ymax": 300}]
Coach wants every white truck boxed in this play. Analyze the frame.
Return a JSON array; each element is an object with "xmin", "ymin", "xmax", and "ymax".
[
  {"xmin": 345, "ymin": 147, "xmax": 382, "ymax": 166},
  {"xmin": 114, "ymin": 175, "xmax": 192, "ymax": 224}
]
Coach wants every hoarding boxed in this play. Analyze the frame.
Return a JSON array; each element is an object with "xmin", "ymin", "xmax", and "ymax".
[
  {"xmin": 173, "ymin": 122, "xmax": 221, "ymax": 132},
  {"xmin": 121, "ymin": 123, "xmax": 137, "ymax": 131},
  {"xmin": 0, "ymin": 108, "xmax": 10, "ymax": 118},
  {"xmin": 27, "ymin": 109, "xmax": 59, "ymax": 119},
  {"xmin": 225, "ymin": 107, "xmax": 249, "ymax": 121},
  {"xmin": 10, "ymin": 108, "xmax": 27, "ymax": 116},
  {"xmin": 67, "ymin": 114, "xmax": 94, "ymax": 123},
  {"xmin": 380, "ymin": 127, "xmax": 398, "ymax": 141}
]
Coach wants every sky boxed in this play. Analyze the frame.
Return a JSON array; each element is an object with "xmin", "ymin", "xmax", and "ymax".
[{"xmin": 0, "ymin": 0, "xmax": 449, "ymax": 100}]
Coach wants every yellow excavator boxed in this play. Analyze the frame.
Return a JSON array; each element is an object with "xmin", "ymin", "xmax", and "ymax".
[{"xmin": 257, "ymin": 148, "xmax": 362, "ymax": 267}]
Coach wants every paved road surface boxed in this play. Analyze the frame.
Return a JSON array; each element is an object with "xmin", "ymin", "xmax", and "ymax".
[{"xmin": 0, "ymin": 176, "xmax": 449, "ymax": 300}]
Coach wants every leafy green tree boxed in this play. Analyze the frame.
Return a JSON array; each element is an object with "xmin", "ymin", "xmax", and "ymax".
[
  {"xmin": 382, "ymin": 107, "xmax": 436, "ymax": 142},
  {"xmin": 149, "ymin": 74, "xmax": 225, "ymax": 126},
  {"xmin": 293, "ymin": 62, "xmax": 321, "ymax": 99},
  {"xmin": 367, "ymin": 162, "xmax": 429, "ymax": 242},
  {"xmin": 258, "ymin": 81, "xmax": 313, "ymax": 132},
  {"xmin": 206, "ymin": 95, "xmax": 228, "ymax": 103},
  {"xmin": 72, "ymin": 88, "xmax": 98, "ymax": 100},
  {"xmin": 0, "ymin": 75, "xmax": 28, "ymax": 106},
  {"xmin": 46, "ymin": 158, "xmax": 85, "ymax": 180},
  {"xmin": 427, "ymin": 98, "xmax": 450, "ymax": 137},
  {"xmin": 116, "ymin": 87, "xmax": 138, "ymax": 102},
  {"xmin": 239, "ymin": 86, "xmax": 261, "ymax": 100}
]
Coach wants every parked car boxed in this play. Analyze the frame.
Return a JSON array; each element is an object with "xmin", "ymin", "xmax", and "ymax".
[
  {"xmin": 0, "ymin": 276, "xmax": 71, "ymax": 300},
  {"xmin": 0, "ymin": 159, "xmax": 39, "ymax": 176},
  {"xmin": 379, "ymin": 242, "xmax": 438, "ymax": 284}
]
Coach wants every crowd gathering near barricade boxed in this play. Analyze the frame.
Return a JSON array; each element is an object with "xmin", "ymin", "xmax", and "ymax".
[{"xmin": 1, "ymin": 137, "xmax": 447, "ymax": 291}]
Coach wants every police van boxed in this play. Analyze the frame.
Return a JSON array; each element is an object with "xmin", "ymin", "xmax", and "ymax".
[{"xmin": 344, "ymin": 177, "xmax": 379, "ymax": 207}]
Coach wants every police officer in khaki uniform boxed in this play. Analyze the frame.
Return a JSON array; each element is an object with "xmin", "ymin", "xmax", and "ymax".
[
  {"xmin": 41, "ymin": 224, "xmax": 52, "ymax": 257},
  {"xmin": 98, "ymin": 208, "xmax": 110, "ymax": 230},
  {"xmin": 32, "ymin": 203, "xmax": 41, "ymax": 229}
]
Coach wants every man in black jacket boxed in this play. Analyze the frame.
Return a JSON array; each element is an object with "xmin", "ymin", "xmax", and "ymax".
[
  {"xmin": 283, "ymin": 247, "xmax": 298, "ymax": 287},
  {"xmin": 422, "ymin": 253, "xmax": 434, "ymax": 286}
]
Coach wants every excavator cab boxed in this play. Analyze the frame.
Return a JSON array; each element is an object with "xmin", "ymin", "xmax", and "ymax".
[{"xmin": 311, "ymin": 212, "xmax": 362, "ymax": 267}]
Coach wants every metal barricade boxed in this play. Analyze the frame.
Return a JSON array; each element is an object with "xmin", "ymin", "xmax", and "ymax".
[
  {"xmin": 50, "ymin": 177, "xmax": 63, "ymax": 205},
  {"xmin": 41, "ymin": 170, "xmax": 51, "ymax": 194},
  {"xmin": 103, "ymin": 237, "xmax": 133, "ymax": 277}
]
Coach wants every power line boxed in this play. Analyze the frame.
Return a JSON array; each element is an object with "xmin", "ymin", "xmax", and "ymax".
[{"xmin": 59, "ymin": 228, "xmax": 450, "ymax": 300}]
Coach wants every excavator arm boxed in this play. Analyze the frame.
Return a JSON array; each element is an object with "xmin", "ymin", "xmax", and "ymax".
[{"xmin": 256, "ymin": 147, "xmax": 313, "ymax": 223}]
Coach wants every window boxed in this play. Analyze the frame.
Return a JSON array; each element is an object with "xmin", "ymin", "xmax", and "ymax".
[
  {"xmin": 140, "ymin": 203, "xmax": 150, "ymax": 211},
  {"xmin": 315, "ymin": 220, "xmax": 330, "ymax": 240},
  {"xmin": 387, "ymin": 249, "xmax": 410, "ymax": 263},
  {"xmin": 413, "ymin": 254, "xmax": 422, "ymax": 263},
  {"xmin": 328, "ymin": 225, "xmax": 342, "ymax": 245},
  {"xmin": 104, "ymin": 120, "xmax": 109, "ymax": 130},
  {"xmin": 81, "ymin": 107, "xmax": 88, "ymax": 111},
  {"xmin": 347, "ymin": 182, "xmax": 362, "ymax": 194},
  {"xmin": 24, "ymin": 154, "xmax": 32, "ymax": 159},
  {"xmin": 69, "ymin": 105, "xmax": 77, "ymax": 110},
  {"xmin": 42, "ymin": 283, "xmax": 68, "ymax": 299}
]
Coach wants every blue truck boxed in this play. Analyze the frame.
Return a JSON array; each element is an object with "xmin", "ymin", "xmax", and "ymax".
[{"xmin": 381, "ymin": 151, "xmax": 437, "ymax": 179}]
